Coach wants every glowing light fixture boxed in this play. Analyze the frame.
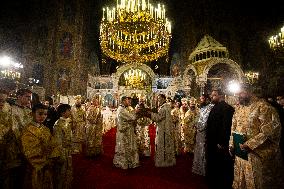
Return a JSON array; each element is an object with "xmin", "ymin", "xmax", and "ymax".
[
  {"xmin": 100, "ymin": 0, "xmax": 172, "ymax": 63},
  {"xmin": 124, "ymin": 68, "xmax": 146, "ymax": 89},
  {"xmin": 268, "ymin": 26, "xmax": 284, "ymax": 50},
  {"xmin": 227, "ymin": 80, "xmax": 241, "ymax": 94},
  {"xmin": 0, "ymin": 55, "xmax": 23, "ymax": 80}
]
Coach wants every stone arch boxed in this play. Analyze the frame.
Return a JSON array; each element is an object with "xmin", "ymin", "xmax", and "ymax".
[
  {"xmin": 183, "ymin": 64, "xmax": 198, "ymax": 78},
  {"xmin": 113, "ymin": 63, "xmax": 156, "ymax": 88},
  {"xmin": 203, "ymin": 58, "xmax": 244, "ymax": 82}
]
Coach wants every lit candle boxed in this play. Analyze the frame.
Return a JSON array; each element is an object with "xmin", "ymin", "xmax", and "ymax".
[
  {"xmin": 138, "ymin": 0, "xmax": 140, "ymax": 13},
  {"xmin": 113, "ymin": 8, "xmax": 115, "ymax": 20},
  {"xmin": 158, "ymin": 4, "xmax": 161, "ymax": 19},
  {"xmin": 137, "ymin": 0, "xmax": 139, "ymax": 11},
  {"xmin": 103, "ymin": 8, "xmax": 105, "ymax": 20},
  {"xmin": 132, "ymin": 0, "xmax": 135, "ymax": 12},
  {"xmin": 142, "ymin": 0, "xmax": 145, "ymax": 10},
  {"xmin": 281, "ymin": 27, "xmax": 284, "ymax": 40},
  {"xmin": 163, "ymin": 5, "xmax": 165, "ymax": 20},
  {"xmin": 107, "ymin": 7, "xmax": 110, "ymax": 21},
  {"xmin": 128, "ymin": 0, "xmax": 131, "ymax": 12}
]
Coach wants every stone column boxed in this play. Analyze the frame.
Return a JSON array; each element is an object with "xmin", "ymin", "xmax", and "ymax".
[{"xmin": 197, "ymin": 75, "xmax": 206, "ymax": 96}]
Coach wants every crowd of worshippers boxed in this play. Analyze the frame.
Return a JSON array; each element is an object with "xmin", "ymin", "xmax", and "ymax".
[
  {"xmin": 113, "ymin": 85, "xmax": 284, "ymax": 189},
  {"xmin": 1, "ymin": 86, "xmax": 284, "ymax": 189},
  {"xmin": 0, "ymin": 89, "xmax": 103, "ymax": 189}
]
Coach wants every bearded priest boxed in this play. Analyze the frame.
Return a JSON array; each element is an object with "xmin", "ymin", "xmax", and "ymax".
[{"xmin": 113, "ymin": 96, "xmax": 139, "ymax": 169}]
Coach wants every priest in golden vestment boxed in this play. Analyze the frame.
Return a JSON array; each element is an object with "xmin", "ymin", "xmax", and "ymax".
[
  {"xmin": 85, "ymin": 96, "xmax": 103, "ymax": 157},
  {"xmin": 183, "ymin": 98, "xmax": 199, "ymax": 154},
  {"xmin": 5, "ymin": 89, "xmax": 32, "ymax": 189},
  {"xmin": 10, "ymin": 88, "xmax": 32, "ymax": 140},
  {"xmin": 71, "ymin": 95, "xmax": 86, "ymax": 154},
  {"xmin": 229, "ymin": 86, "xmax": 283, "ymax": 189},
  {"xmin": 21, "ymin": 104, "xmax": 61, "ymax": 189},
  {"xmin": 180, "ymin": 98, "xmax": 189, "ymax": 150},
  {"xmin": 1, "ymin": 91, "xmax": 23, "ymax": 189},
  {"xmin": 135, "ymin": 96, "xmax": 151, "ymax": 157},
  {"xmin": 53, "ymin": 104, "xmax": 73, "ymax": 189}
]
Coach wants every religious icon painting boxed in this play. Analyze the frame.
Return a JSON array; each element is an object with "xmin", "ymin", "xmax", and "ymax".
[
  {"xmin": 59, "ymin": 32, "xmax": 73, "ymax": 59},
  {"xmin": 104, "ymin": 94, "xmax": 114, "ymax": 107},
  {"xmin": 90, "ymin": 51, "xmax": 100, "ymax": 76},
  {"xmin": 171, "ymin": 53, "xmax": 181, "ymax": 77},
  {"xmin": 36, "ymin": 26, "xmax": 48, "ymax": 57}
]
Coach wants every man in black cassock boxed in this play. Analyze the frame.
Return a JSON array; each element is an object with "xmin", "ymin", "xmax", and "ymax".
[
  {"xmin": 206, "ymin": 89, "xmax": 235, "ymax": 189},
  {"xmin": 43, "ymin": 97, "xmax": 58, "ymax": 133}
]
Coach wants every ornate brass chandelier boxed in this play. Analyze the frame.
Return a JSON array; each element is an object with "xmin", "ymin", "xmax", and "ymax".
[
  {"xmin": 268, "ymin": 25, "xmax": 284, "ymax": 50},
  {"xmin": 100, "ymin": 0, "xmax": 172, "ymax": 63},
  {"xmin": 124, "ymin": 68, "xmax": 146, "ymax": 89}
]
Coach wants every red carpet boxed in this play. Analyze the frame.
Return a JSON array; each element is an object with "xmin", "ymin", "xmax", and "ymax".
[{"xmin": 72, "ymin": 125, "xmax": 208, "ymax": 189}]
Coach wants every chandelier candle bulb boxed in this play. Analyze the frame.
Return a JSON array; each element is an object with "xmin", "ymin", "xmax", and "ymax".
[
  {"xmin": 103, "ymin": 8, "xmax": 105, "ymax": 20},
  {"xmin": 127, "ymin": 1, "xmax": 130, "ymax": 12}
]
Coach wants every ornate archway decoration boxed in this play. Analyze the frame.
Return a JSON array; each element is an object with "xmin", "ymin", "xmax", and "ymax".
[
  {"xmin": 182, "ymin": 64, "xmax": 198, "ymax": 95},
  {"xmin": 202, "ymin": 58, "xmax": 245, "ymax": 82},
  {"xmin": 113, "ymin": 63, "xmax": 156, "ymax": 89},
  {"xmin": 183, "ymin": 64, "xmax": 198, "ymax": 79}
]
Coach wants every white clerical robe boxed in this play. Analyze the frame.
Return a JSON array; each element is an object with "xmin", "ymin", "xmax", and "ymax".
[
  {"xmin": 113, "ymin": 105, "xmax": 139, "ymax": 169},
  {"xmin": 151, "ymin": 103, "xmax": 176, "ymax": 167},
  {"xmin": 10, "ymin": 104, "xmax": 32, "ymax": 139}
]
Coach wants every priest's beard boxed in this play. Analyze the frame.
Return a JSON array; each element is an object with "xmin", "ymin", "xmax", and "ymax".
[
  {"xmin": 239, "ymin": 97, "xmax": 250, "ymax": 106},
  {"xmin": 182, "ymin": 105, "xmax": 188, "ymax": 112},
  {"xmin": 76, "ymin": 104, "xmax": 81, "ymax": 108},
  {"xmin": 189, "ymin": 106, "xmax": 195, "ymax": 111}
]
